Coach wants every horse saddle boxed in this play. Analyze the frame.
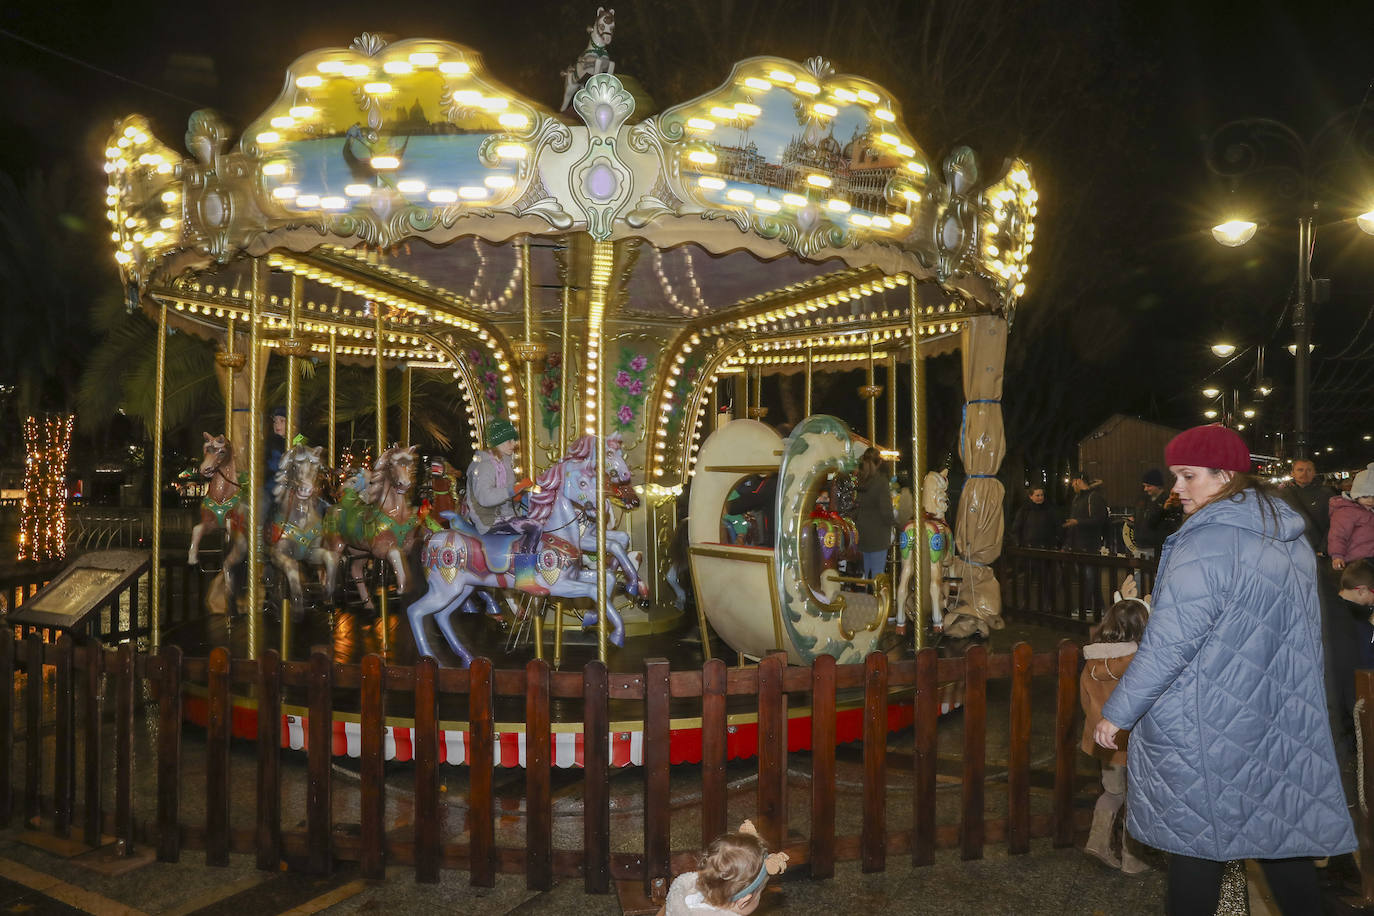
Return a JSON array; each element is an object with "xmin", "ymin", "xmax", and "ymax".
[{"xmin": 488, "ymin": 519, "xmax": 543, "ymax": 555}]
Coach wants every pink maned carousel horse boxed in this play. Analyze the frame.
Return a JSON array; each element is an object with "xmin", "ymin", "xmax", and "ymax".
[
  {"xmin": 188, "ymin": 432, "xmax": 250, "ymax": 603},
  {"xmin": 407, "ymin": 433, "xmax": 645, "ymax": 666},
  {"xmin": 324, "ymin": 444, "xmax": 421, "ymax": 609},
  {"xmin": 268, "ymin": 444, "xmax": 339, "ymax": 621}
]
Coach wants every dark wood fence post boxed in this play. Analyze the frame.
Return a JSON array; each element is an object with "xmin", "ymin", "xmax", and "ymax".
[
  {"xmin": 809, "ymin": 654, "xmax": 837, "ymax": 879},
  {"xmin": 469, "ymin": 657, "xmax": 495, "ymax": 887},
  {"xmin": 1053, "ymin": 640, "xmax": 1080, "ymax": 847},
  {"xmin": 525, "ymin": 658, "xmax": 552, "ymax": 891},
  {"xmin": 359, "ymin": 654, "xmax": 385, "ymax": 880},
  {"xmin": 306, "ymin": 648, "xmax": 333, "ymax": 875},
  {"xmin": 114, "ymin": 642, "xmax": 134, "ymax": 853},
  {"xmin": 700, "ymin": 658, "xmax": 728, "ymax": 850},
  {"xmin": 583, "ymin": 660, "xmax": 610, "ymax": 894},
  {"xmin": 912, "ymin": 647, "xmax": 938, "ymax": 866},
  {"xmin": 82, "ymin": 643, "xmax": 102, "ymax": 848},
  {"xmin": 756, "ymin": 654, "xmax": 785, "ymax": 852},
  {"xmin": 959, "ymin": 644, "xmax": 988, "ymax": 861},
  {"xmin": 860, "ymin": 651, "xmax": 888, "ymax": 872},
  {"xmin": 256, "ymin": 649, "xmax": 281, "ymax": 871},
  {"xmin": 643, "ymin": 658, "xmax": 671, "ymax": 897},
  {"xmin": 53, "ymin": 635, "xmax": 74, "ymax": 836},
  {"xmin": 24, "ymin": 633, "xmax": 42, "ymax": 827},
  {"xmin": 1007, "ymin": 642, "xmax": 1033, "ymax": 855},
  {"xmin": 156, "ymin": 644, "xmax": 183, "ymax": 862},
  {"xmin": 206, "ymin": 646, "xmax": 231, "ymax": 866},
  {"xmin": 414, "ymin": 657, "xmax": 441, "ymax": 884},
  {"xmin": 0, "ymin": 629, "xmax": 13, "ymax": 827}
]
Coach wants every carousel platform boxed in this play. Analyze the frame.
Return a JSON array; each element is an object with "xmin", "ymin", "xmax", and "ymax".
[{"xmin": 162, "ymin": 594, "xmax": 959, "ymax": 769}]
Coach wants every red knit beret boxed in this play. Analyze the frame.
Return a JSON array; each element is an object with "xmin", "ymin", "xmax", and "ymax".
[{"xmin": 1164, "ymin": 424, "xmax": 1251, "ymax": 472}]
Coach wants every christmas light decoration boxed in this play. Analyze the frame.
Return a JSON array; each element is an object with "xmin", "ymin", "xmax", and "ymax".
[{"xmin": 18, "ymin": 414, "xmax": 74, "ymax": 562}]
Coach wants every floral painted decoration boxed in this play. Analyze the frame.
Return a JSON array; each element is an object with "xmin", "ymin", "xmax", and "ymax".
[
  {"xmin": 539, "ymin": 353, "xmax": 562, "ymax": 439},
  {"xmin": 467, "ymin": 347, "xmax": 505, "ymax": 418},
  {"xmin": 611, "ymin": 350, "xmax": 653, "ymax": 431}
]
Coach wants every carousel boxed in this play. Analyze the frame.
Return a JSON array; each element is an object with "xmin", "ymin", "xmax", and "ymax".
[{"xmin": 101, "ymin": 21, "xmax": 1034, "ymax": 761}]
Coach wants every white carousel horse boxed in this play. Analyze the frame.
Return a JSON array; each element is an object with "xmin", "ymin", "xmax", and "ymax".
[
  {"xmin": 407, "ymin": 433, "xmax": 644, "ymax": 666},
  {"xmin": 267, "ymin": 444, "xmax": 339, "ymax": 621},
  {"xmin": 559, "ymin": 7, "xmax": 616, "ymax": 110},
  {"xmin": 896, "ymin": 469, "xmax": 954, "ymax": 634}
]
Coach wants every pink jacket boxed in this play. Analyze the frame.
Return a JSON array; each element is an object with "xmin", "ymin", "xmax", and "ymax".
[{"xmin": 1327, "ymin": 495, "xmax": 1374, "ymax": 562}]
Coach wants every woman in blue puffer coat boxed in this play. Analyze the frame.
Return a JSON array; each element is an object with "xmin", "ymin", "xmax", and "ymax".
[{"xmin": 1095, "ymin": 424, "xmax": 1355, "ymax": 915}]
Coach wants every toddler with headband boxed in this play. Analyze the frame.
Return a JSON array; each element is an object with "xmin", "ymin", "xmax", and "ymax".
[{"xmin": 659, "ymin": 820, "xmax": 788, "ymax": 914}]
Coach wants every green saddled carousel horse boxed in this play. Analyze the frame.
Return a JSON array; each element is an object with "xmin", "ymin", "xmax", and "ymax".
[{"xmin": 324, "ymin": 444, "xmax": 421, "ymax": 609}]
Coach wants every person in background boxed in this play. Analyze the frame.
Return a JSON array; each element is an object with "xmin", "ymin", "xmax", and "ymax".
[
  {"xmin": 1080, "ymin": 593, "xmax": 1150, "ymax": 875},
  {"xmin": 1282, "ymin": 457, "xmax": 1336, "ymax": 554},
  {"xmin": 1328, "ymin": 462, "xmax": 1374, "ymax": 571},
  {"xmin": 1010, "ymin": 486, "xmax": 1057, "ymax": 549},
  {"xmin": 1340, "ymin": 559, "xmax": 1374, "ymax": 669},
  {"xmin": 853, "ymin": 447, "xmax": 897, "ymax": 579},
  {"xmin": 1130, "ymin": 469, "xmax": 1181, "ymax": 558},
  {"xmin": 1064, "ymin": 471, "xmax": 1108, "ymax": 552},
  {"xmin": 1096, "ymin": 424, "xmax": 1355, "ymax": 915}
]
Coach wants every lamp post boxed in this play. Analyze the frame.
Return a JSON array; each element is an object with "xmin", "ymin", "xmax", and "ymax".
[{"xmin": 1204, "ymin": 111, "xmax": 1374, "ymax": 460}]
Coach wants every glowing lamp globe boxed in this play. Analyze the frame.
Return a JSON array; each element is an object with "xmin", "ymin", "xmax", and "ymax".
[
  {"xmin": 1212, "ymin": 219, "xmax": 1258, "ymax": 247},
  {"xmin": 1210, "ymin": 343, "xmax": 1237, "ymax": 358},
  {"xmin": 1359, "ymin": 209, "xmax": 1374, "ymax": 235}
]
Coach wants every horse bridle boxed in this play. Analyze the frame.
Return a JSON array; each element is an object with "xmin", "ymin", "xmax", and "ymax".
[{"xmin": 206, "ymin": 445, "xmax": 242, "ymax": 493}]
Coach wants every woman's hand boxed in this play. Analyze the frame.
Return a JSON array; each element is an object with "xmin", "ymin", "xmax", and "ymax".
[{"xmin": 1094, "ymin": 718, "xmax": 1121, "ymax": 750}]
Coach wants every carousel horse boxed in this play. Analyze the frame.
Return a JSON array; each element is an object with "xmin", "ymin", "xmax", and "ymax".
[
  {"xmin": 559, "ymin": 7, "xmax": 616, "ymax": 110},
  {"xmin": 896, "ymin": 469, "xmax": 953, "ymax": 634},
  {"xmin": 324, "ymin": 444, "xmax": 421, "ymax": 609},
  {"xmin": 407, "ymin": 432, "xmax": 645, "ymax": 666},
  {"xmin": 268, "ymin": 444, "xmax": 339, "ymax": 621},
  {"xmin": 188, "ymin": 432, "xmax": 250, "ymax": 603}
]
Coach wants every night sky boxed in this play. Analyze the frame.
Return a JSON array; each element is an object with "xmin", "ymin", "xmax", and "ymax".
[{"xmin": 4, "ymin": 0, "xmax": 1374, "ymax": 471}]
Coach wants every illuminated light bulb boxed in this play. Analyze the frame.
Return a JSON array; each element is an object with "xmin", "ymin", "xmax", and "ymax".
[
  {"xmin": 272, "ymin": 186, "xmax": 298, "ymax": 200},
  {"xmin": 813, "ymin": 102, "xmax": 838, "ymax": 117},
  {"xmin": 687, "ymin": 150, "xmax": 718, "ymax": 165},
  {"xmin": 495, "ymin": 143, "xmax": 527, "ymax": 160},
  {"xmin": 687, "ymin": 117, "xmax": 716, "ymax": 131},
  {"xmin": 409, "ymin": 52, "xmax": 438, "ymax": 67},
  {"xmin": 832, "ymin": 88, "xmax": 857, "ymax": 102},
  {"xmin": 371, "ymin": 156, "xmax": 400, "ymax": 169},
  {"xmin": 363, "ymin": 81, "xmax": 392, "ymax": 94},
  {"xmin": 795, "ymin": 79, "xmax": 820, "ymax": 94},
  {"xmin": 289, "ymin": 106, "xmax": 316, "ymax": 118},
  {"xmin": 397, "ymin": 179, "xmax": 426, "ymax": 193},
  {"xmin": 262, "ymin": 162, "xmax": 289, "ymax": 176},
  {"xmin": 1013, "ymin": 282, "xmax": 1026, "ymax": 296},
  {"xmin": 498, "ymin": 112, "xmax": 529, "ymax": 128},
  {"xmin": 342, "ymin": 63, "xmax": 369, "ymax": 78},
  {"xmin": 1211, "ymin": 219, "xmax": 1258, "ymax": 247},
  {"xmin": 896, "ymin": 143, "xmax": 915, "ymax": 157},
  {"xmin": 320, "ymin": 196, "xmax": 347, "ymax": 209},
  {"xmin": 893, "ymin": 212, "xmax": 912, "ymax": 226},
  {"xmin": 317, "ymin": 60, "xmax": 345, "ymax": 74},
  {"xmin": 270, "ymin": 116, "xmax": 295, "ymax": 128},
  {"xmin": 383, "ymin": 60, "xmax": 413, "ymax": 74},
  {"xmin": 296, "ymin": 74, "xmax": 324, "ymax": 88},
  {"xmin": 744, "ymin": 76, "xmax": 770, "ymax": 90},
  {"xmin": 826, "ymin": 198, "xmax": 851, "ymax": 212},
  {"xmin": 295, "ymin": 194, "xmax": 320, "ymax": 207},
  {"xmin": 256, "ymin": 132, "xmax": 281, "ymax": 144},
  {"xmin": 725, "ymin": 188, "xmax": 754, "ymax": 203},
  {"xmin": 159, "ymin": 217, "xmax": 176, "ymax": 229},
  {"xmin": 698, "ymin": 176, "xmax": 726, "ymax": 190},
  {"xmin": 807, "ymin": 174, "xmax": 832, "ymax": 188},
  {"xmin": 755, "ymin": 198, "xmax": 781, "ymax": 213},
  {"xmin": 484, "ymin": 175, "xmax": 515, "ymax": 189},
  {"xmin": 907, "ymin": 162, "xmax": 928, "ymax": 175},
  {"xmin": 161, "ymin": 190, "xmax": 178, "ymax": 203},
  {"xmin": 479, "ymin": 96, "xmax": 509, "ymax": 111},
  {"xmin": 734, "ymin": 103, "xmax": 762, "ymax": 116},
  {"xmin": 872, "ymin": 215, "xmax": 892, "ymax": 229},
  {"xmin": 345, "ymin": 184, "xmax": 372, "ymax": 197},
  {"xmin": 458, "ymin": 186, "xmax": 488, "ymax": 199},
  {"xmin": 850, "ymin": 213, "xmax": 872, "ymax": 226},
  {"xmin": 709, "ymin": 106, "xmax": 736, "ymax": 119},
  {"xmin": 439, "ymin": 60, "xmax": 470, "ymax": 74},
  {"xmin": 769, "ymin": 69, "xmax": 796, "ymax": 83}
]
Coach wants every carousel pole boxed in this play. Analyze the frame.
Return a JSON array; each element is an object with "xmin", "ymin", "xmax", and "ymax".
[
  {"xmin": 328, "ymin": 328, "xmax": 337, "ymax": 470},
  {"xmin": 149, "ymin": 299, "xmax": 168, "ymax": 650},
  {"xmin": 401, "ymin": 364, "xmax": 412, "ymax": 446},
  {"xmin": 281, "ymin": 276, "xmax": 303, "ymax": 660},
  {"xmin": 909, "ymin": 284, "xmax": 929, "ymax": 651},
  {"xmin": 223, "ymin": 317, "xmax": 236, "ymax": 439},
  {"xmin": 753, "ymin": 365, "xmax": 762, "ymax": 413},
  {"xmin": 887, "ymin": 353, "xmax": 898, "ymax": 468},
  {"xmin": 516, "ymin": 236, "xmax": 543, "ymax": 476},
  {"xmin": 559, "ymin": 285, "xmax": 572, "ymax": 457},
  {"xmin": 591, "ymin": 240, "xmax": 612, "ymax": 664},
  {"xmin": 247, "ymin": 259, "xmax": 265, "ymax": 661},
  {"xmin": 709, "ymin": 382, "xmax": 719, "ymax": 430},
  {"xmin": 740, "ymin": 369, "xmax": 748, "ymax": 421},
  {"xmin": 804, "ymin": 344, "xmax": 813, "ymax": 417},
  {"xmin": 373, "ymin": 302, "xmax": 390, "ymax": 656},
  {"xmin": 865, "ymin": 334, "xmax": 878, "ymax": 444}
]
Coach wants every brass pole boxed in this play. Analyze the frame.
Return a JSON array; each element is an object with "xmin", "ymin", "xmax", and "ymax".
[
  {"xmin": 753, "ymin": 364, "xmax": 762, "ymax": 411},
  {"xmin": 328, "ymin": 329, "xmax": 337, "ymax": 470},
  {"xmin": 247, "ymin": 259, "xmax": 265, "ymax": 660},
  {"xmin": 521, "ymin": 237, "xmax": 537, "ymax": 476},
  {"xmin": 804, "ymin": 345, "xmax": 813, "ymax": 417},
  {"xmin": 559, "ymin": 285, "xmax": 572, "ymax": 457},
  {"xmin": 740, "ymin": 369, "xmax": 748, "ymax": 420},
  {"xmin": 286, "ymin": 277, "xmax": 300, "ymax": 444},
  {"xmin": 373, "ymin": 303, "xmax": 389, "ymax": 655},
  {"xmin": 887, "ymin": 352, "xmax": 898, "ymax": 468},
  {"xmin": 909, "ymin": 284, "xmax": 928, "ymax": 651},
  {"xmin": 224, "ymin": 317, "xmax": 236, "ymax": 438},
  {"xmin": 150, "ymin": 298, "xmax": 167, "ymax": 650},
  {"xmin": 401, "ymin": 364, "xmax": 412, "ymax": 446},
  {"xmin": 591, "ymin": 240, "xmax": 612, "ymax": 663},
  {"xmin": 709, "ymin": 381, "xmax": 718, "ymax": 431},
  {"xmin": 866, "ymin": 335, "xmax": 877, "ymax": 445}
]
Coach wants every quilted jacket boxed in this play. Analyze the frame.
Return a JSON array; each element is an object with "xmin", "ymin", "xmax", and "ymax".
[
  {"xmin": 1327, "ymin": 494, "xmax": 1374, "ymax": 563},
  {"xmin": 1101, "ymin": 490, "xmax": 1356, "ymax": 860}
]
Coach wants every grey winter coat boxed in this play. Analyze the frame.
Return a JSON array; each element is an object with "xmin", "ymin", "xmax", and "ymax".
[{"xmin": 1101, "ymin": 490, "xmax": 1356, "ymax": 860}]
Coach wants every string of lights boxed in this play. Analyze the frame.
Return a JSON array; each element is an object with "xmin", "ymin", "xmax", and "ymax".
[{"xmin": 18, "ymin": 414, "xmax": 74, "ymax": 562}]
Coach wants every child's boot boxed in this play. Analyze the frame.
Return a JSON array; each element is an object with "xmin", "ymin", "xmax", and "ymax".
[{"xmin": 1084, "ymin": 807, "xmax": 1120, "ymax": 869}]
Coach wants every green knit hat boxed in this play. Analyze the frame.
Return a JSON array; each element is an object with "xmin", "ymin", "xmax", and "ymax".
[{"xmin": 486, "ymin": 418, "xmax": 517, "ymax": 448}]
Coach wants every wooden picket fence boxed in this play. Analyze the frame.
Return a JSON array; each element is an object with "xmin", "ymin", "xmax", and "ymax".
[
  {"xmin": 0, "ymin": 631, "xmax": 1093, "ymax": 906},
  {"xmin": 997, "ymin": 547, "xmax": 1159, "ymax": 631}
]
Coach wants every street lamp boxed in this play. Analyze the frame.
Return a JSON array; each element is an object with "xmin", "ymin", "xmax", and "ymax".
[
  {"xmin": 1210, "ymin": 342, "xmax": 1237, "ymax": 358},
  {"xmin": 1205, "ymin": 111, "xmax": 1374, "ymax": 459}
]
